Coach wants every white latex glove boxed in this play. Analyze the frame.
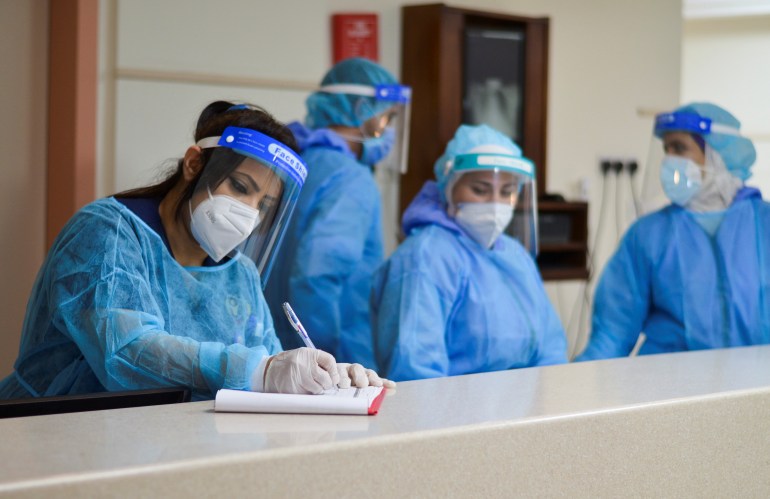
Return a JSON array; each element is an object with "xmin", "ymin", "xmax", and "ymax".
[
  {"xmin": 336, "ymin": 363, "xmax": 396, "ymax": 389},
  {"xmin": 263, "ymin": 348, "xmax": 340, "ymax": 394}
]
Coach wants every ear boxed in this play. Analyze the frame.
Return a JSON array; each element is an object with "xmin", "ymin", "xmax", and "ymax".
[{"xmin": 183, "ymin": 146, "xmax": 203, "ymax": 182}]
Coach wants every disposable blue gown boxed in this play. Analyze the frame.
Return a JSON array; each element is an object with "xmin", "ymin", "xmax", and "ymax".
[
  {"xmin": 371, "ymin": 182, "xmax": 567, "ymax": 381},
  {"xmin": 0, "ymin": 198, "xmax": 281, "ymax": 400},
  {"xmin": 265, "ymin": 123, "xmax": 382, "ymax": 367},
  {"xmin": 577, "ymin": 187, "xmax": 770, "ymax": 360}
]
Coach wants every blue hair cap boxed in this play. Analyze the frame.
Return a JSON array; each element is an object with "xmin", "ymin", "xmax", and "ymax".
[
  {"xmin": 305, "ymin": 57, "xmax": 398, "ymax": 129},
  {"xmin": 672, "ymin": 102, "xmax": 756, "ymax": 180},
  {"xmin": 434, "ymin": 124, "xmax": 524, "ymax": 202}
]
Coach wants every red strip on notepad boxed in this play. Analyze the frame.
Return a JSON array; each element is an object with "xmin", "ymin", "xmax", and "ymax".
[{"xmin": 367, "ymin": 386, "xmax": 387, "ymax": 415}]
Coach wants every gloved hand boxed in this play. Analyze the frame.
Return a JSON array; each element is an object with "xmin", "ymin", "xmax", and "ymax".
[
  {"xmin": 336, "ymin": 363, "xmax": 397, "ymax": 389},
  {"xmin": 263, "ymin": 348, "xmax": 340, "ymax": 394}
]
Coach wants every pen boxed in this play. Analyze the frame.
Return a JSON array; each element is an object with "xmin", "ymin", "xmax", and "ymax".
[
  {"xmin": 629, "ymin": 332, "xmax": 647, "ymax": 357},
  {"xmin": 282, "ymin": 302, "xmax": 316, "ymax": 349}
]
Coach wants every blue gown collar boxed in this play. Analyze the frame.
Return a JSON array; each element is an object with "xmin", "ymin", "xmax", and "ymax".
[{"xmin": 286, "ymin": 121, "xmax": 357, "ymax": 160}]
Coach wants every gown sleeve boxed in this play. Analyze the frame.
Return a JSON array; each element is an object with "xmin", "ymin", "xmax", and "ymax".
[
  {"xmin": 49, "ymin": 205, "xmax": 278, "ymax": 397},
  {"xmin": 576, "ymin": 223, "xmax": 652, "ymax": 361},
  {"xmin": 288, "ymin": 167, "xmax": 379, "ymax": 358},
  {"xmin": 372, "ymin": 235, "xmax": 458, "ymax": 381},
  {"xmin": 522, "ymin": 254, "xmax": 568, "ymax": 366}
]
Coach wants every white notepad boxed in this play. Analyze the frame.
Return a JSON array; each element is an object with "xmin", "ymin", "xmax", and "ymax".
[{"xmin": 215, "ymin": 386, "xmax": 386, "ymax": 416}]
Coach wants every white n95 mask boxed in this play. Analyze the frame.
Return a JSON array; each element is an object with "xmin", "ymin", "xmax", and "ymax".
[
  {"xmin": 454, "ymin": 202, "xmax": 514, "ymax": 248},
  {"xmin": 189, "ymin": 190, "xmax": 261, "ymax": 262}
]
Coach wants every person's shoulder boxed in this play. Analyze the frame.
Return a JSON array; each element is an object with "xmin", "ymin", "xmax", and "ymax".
[
  {"xmin": 56, "ymin": 198, "xmax": 144, "ymax": 246},
  {"xmin": 63, "ymin": 198, "xmax": 128, "ymax": 229},
  {"xmin": 754, "ymin": 198, "xmax": 770, "ymax": 211},
  {"xmin": 304, "ymin": 149, "xmax": 376, "ymax": 190},
  {"xmin": 46, "ymin": 198, "xmax": 150, "ymax": 268},
  {"xmin": 491, "ymin": 235, "xmax": 544, "ymax": 275},
  {"xmin": 379, "ymin": 225, "xmax": 467, "ymax": 294},
  {"xmin": 393, "ymin": 225, "xmax": 467, "ymax": 270},
  {"xmin": 621, "ymin": 206, "xmax": 675, "ymax": 241},
  {"xmin": 304, "ymin": 146, "xmax": 361, "ymax": 172},
  {"xmin": 498, "ymin": 234, "xmax": 531, "ymax": 255}
]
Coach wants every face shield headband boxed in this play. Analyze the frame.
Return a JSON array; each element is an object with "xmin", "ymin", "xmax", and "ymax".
[
  {"xmin": 319, "ymin": 83, "xmax": 412, "ymax": 173},
  {"xmin": 444, "ymin": 152, "xmax": 535, "ymax": 202},
  {"xmin": 654, "ymin": 112, "xmax": 741, "ymax": 139},
  {"xmin": 319, "ymin": 83, "xmax": 412, "ymax": 105},
  {"xmin": 196, "ymin": 126, "xmax": 307, "ymax": 188},
  {"xmin": 451, "ymin": 152, "xmax": 535, "ymax": 178}
]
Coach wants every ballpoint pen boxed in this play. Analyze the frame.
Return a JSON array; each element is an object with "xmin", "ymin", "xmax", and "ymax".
[
  {"xmin": 283, "ymin": 302, "xmax": 340, "ymax": 394},
  {"xmin": 629, "ymin": 332, "xmax": 647, "ymax": 357},
  {"xmin": 282, "ymin": 302, "xmax": 316, "ymax": 349}
]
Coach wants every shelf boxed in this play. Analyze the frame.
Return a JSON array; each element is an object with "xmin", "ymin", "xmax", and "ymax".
[
  {"xmin": 539, "ymin": 242, "xmax": 586, "ymax": 252},
  {"xmin": 538, "ymin": 200, "xmax": 589, "ymax": 212},
  {"xmin": 540, "ymin": 267, "xmax": 590, "ymax": 281}
]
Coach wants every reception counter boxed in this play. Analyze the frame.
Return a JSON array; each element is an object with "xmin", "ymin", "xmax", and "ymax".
[{"xmin": 1, "ymin": 345, "xmax": 770, "ymax": 497}]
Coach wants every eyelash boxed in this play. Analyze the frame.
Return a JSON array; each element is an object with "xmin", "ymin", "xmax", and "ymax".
[
  {"xmin": 229, "ymin": 177, "xmax": 248, "ymax": 195},
  {"xmin": 470, "ymin": 186, "xmax": 516, "ymax": 196}
]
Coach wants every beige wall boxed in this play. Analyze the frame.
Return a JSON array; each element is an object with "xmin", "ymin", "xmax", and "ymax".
[
  {"xmin": 682, "ymin": 14, "xmax": 770, "ymax": 193},
  {"xmin": 0, "ymin": 0, "xmax": 682, "ymax": 377},
  {"xmin": 104, "ymin": 0, "xmax": 682, "ymax": 356},
  {"xmin": 0, "ymin": 1, "xmax": 48, "ymax": 377}
]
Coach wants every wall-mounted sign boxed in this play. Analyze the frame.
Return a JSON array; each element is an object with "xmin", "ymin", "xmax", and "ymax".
[{"xmin": 332, "ymin": 13, "xmax": 378, "ymax": 63}]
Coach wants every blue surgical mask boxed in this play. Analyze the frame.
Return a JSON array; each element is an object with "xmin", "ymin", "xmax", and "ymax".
[
  {"xmin": 660, "ymin": 155, "xmax": 703, "ymax": 206},
  {"xmin": 360, "ymin": 127, "xmax": 395, "ymax": 166}
]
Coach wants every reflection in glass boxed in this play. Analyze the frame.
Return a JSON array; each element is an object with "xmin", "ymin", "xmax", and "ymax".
[{"xmin": 463, "ymin": 27, "xmax": 525, "ymax": 143}]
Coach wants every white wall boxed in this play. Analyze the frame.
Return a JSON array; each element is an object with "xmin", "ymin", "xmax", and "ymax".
[
  {"xmin": 102, "ymin": 0, "xmax": 682, "ymax": 358},
  {"xmin": 0, "ymin": 0, "xmax": 48, "ymax": 376},
  {"xmin": 682, "ymin": 14, "xmax": 770, "ymax": 193}
]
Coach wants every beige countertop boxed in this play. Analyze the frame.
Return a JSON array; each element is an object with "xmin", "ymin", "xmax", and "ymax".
[{"xmin": 2, "ymin": 345, "xmax": 770, "ymax": 497}]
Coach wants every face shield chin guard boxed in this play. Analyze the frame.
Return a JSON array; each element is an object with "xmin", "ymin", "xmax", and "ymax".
[
  {"xmin": 193, "ymin": 126, "xmax": 307, "ymax": 286},
  {"xmin": 446, "ymin": 152, "xmax": 538, "ymax": 256},
  {"xmin": 640, "ymin": 111, "xmax": 741, "ymax": 214},
  {"xmin": 319, "ymin": 83, "xmax": 412, "ymax": 173}
]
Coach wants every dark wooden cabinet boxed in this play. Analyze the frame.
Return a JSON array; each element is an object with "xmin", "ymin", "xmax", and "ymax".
[
  {"xmin": 537, "ymin": 201, "xmax": 589, "ymax": 280},
  {"xmin": 400, "ymin": 3, "xmax": 588, "ymax": 280}
]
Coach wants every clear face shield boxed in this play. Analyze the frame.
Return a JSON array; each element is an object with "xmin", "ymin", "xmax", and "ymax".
[
  {"xmin": 640, "ymin": 111, "xmax": 740, "ymax": 212},
  {"xmin": 191, "ymin": 126, "xmax": 307, "ymax": 286},
  {"xmin": 319, "ymin": 83, "xmax": 412, "ymax": 173},
  {"xmin": 444, "ymin": 152, "xmax": 538, "ymax": 255}
]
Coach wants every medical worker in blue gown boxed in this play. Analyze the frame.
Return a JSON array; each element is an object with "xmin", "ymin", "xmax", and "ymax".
[
  {"xmin": 0, "ymin": 101, "xmax": 391, "ymax": 401},
  {"xmin": 577, "ymin": 102, "xmax": 770, "ymax": 361},
  {"xmin": 265, "ymin": 58, "xmax": 412, "ymax": 367},
  {"xmin": 371, "ymin": 124, "xmax": 568, "ymax": 382}
]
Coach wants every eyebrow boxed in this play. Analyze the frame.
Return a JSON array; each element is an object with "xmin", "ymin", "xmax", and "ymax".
[
  {"xmin": 469, "ymin": 180, "xmax": 518, "ymax": 188},
  {"xmin": 233, "ymin": 171, "xmax": 261, "ymax": 193},
  {"xmin": 664, "ymin": 137, "xmax": 688, "ymax": 146}
]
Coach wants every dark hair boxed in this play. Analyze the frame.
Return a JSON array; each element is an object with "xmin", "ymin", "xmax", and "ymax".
[{"xmin": 116, "ymin": 100, "xmax": 299, "ymax": 222}]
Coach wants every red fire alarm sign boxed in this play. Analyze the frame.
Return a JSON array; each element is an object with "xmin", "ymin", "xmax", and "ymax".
[{"xmin": 332, "ymin": 13, "xmax": 378, "ymax": 63}]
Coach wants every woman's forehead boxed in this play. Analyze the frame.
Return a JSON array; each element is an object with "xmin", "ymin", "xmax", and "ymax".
[
  {"xmin": 663, "ymin": 131, "xmax": 698, "ymax": 146},
  {"xmin": 457, "ymin": 170, "xmax": 517, "ymax": 182},
  {"xmin": 235, "ymin": 157, "xmax": 278, "ymax": 179}
]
